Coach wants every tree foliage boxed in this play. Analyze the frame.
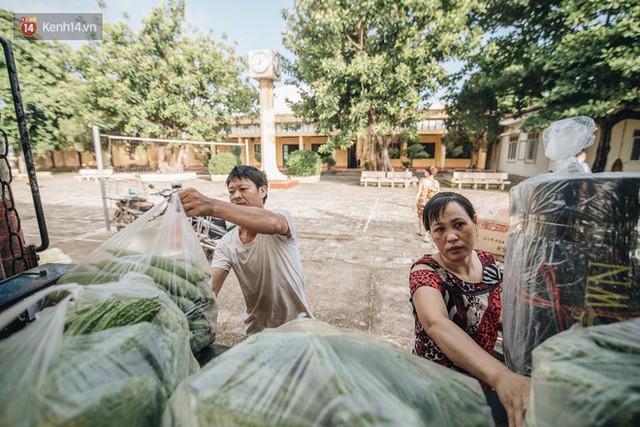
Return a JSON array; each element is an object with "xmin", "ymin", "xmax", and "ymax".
[
  {"xmin": 0, "ymin": 9, "xmax": 83, "ymax": 154},
  {"xmin": 75, "ymin": 0, "xmax": 257, "ymax": 142},
  {"xmin": 1, "ymin": 1, "xmax": 257, "ymax": 168},
  {"xmin": 443, "ymin": 73, "xmax": 503, "ymax": 168},
  {"xmin": 283, "ymin": 0, "xmax": 482, "ymax": 171},
  {"xmin": 453, "ymin": 0, "xmax": 640, "ymax": 171}
]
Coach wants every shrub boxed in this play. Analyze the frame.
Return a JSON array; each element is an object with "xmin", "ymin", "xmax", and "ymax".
[
  {"xmin": 285, "ymin": 150, "xmax": 321, "ymax": 177},
  {"xmin": 208, "ymin": 152, "xmax": 239, "ymax": 175}
]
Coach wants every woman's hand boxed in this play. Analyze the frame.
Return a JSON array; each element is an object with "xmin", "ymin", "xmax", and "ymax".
[{"xmin": 494, "ymin": 371, "xmax": 531, "ymax": 427}]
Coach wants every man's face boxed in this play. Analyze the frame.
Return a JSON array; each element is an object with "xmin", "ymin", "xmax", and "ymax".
[{"xmin": 227, "ymin": 177, "xmax": 267, "ymax": 207}]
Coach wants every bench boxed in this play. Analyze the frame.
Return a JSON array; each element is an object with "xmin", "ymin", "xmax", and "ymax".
[
  {"xmin": 451, "ymin": 171, "xmax": 510, "ymax": 191},
  {"xmin": 386, "ymin": 171, "xmax": 415, "ymax": 188},
  {"xmin": 360, "ymin": 170, "xmax": 417, "ymax": 188},
  {"xmin": 75, "ymin": 168, "xmax": 114, "ymax": 181},
  {"xmin": 482, "ymin": 172, "xmax": 511, "ymax": 191},
  {"xmin": 360, "ymin": 171, "xmax": 387, "ymax": 187}
]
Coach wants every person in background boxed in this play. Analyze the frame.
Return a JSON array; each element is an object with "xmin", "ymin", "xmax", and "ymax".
[
  {"xmin": 576, "ymin": 151, "xmax": 592, "ymax": 173},
  {"xmin": 409, "ymin": 192, "xmax": 530, "ymax": 427},
  {"xmin": 414, "ymin": 166, "xmax": 440, "ymax": 238},
  {"xmin": 179, "ymin": 165, "xmax": 312, "ymax": 335}
]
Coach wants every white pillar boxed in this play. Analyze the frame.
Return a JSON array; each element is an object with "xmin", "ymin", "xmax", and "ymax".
[
  {"xmin": 258, "ymin": 79, "xmax": 287, "ymax": 181},
  {"xmin": 298, "ymin": 135, "xmax": 304, "ymax": 150}
]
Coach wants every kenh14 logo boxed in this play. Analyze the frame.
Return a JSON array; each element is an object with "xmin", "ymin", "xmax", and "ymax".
[{"xmin": 20, "ymin": 16, "xmax": 38, "ymax": 37}]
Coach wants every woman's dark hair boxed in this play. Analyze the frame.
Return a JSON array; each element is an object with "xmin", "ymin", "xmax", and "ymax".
[
  {"xmin": 226, "ymin": 165, "xmax": 269, "ymax": 202},
  {"xmin": 422, "ymin": 192, "xmax": 476, "ymax": 231}
]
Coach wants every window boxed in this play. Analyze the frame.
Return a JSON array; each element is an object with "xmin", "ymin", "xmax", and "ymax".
[
  {"xmin": 526, "ymin": 132, "xmax": 539, "ymax": 161},
  {"xmin": 311, "ymin": 143, "xmax": 322, "ymax": 153},
  {"xmin": 253, "ymin": 144, "xmax": 261, "ymax": 161},
  {"xmin": 282, "ymin": 144, "xmax": 299, "ymax": 164},
  {"xmin": 631, "ymin": 130, "xmax": 640, "ymax": 161},
  {"xmin": 507, "ymin": 135, "xmax": 518, "ymax": 160}
]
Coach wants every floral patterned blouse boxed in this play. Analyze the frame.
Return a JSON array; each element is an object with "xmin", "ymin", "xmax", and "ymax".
[{"xmin": 409, "ymin": 250, "xmax": 502, "ymax": 378}]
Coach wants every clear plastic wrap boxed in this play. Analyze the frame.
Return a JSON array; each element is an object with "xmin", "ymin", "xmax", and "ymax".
[
  {"xmin": 57, "ymin": 194, "xmax": 217, "ymax": 353},
  {"xmin": 503, "ymin": 172, "xmax": 640, "ymax": 374},
  {"xmin": 542, "ymin": 116, "xmax": 596, "ymax": 172},
  {"xmin": 163, "ymin": 318, "xmax": 494, "ymax": 427},
  {"xmin": 526, "ymin": 318, "xmax": 640, "ymax": 426},
  {"xmin": 0, "ymin": 277, "xmax": 199, "ymax": 427}
]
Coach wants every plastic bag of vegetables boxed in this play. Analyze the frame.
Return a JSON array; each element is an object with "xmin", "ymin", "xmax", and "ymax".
[
  {"xmin": 57, "ymin": 193, "xmax": 217, "ymax": 353},
  {"xmin": 0, "ymin": 276, "xmax": 199, "ymax": 427},
  {"xmin": 526, "ymin": 318, "xmax": 640, "ymax": 426},
  {"xmin": 164, "ymin": 318, "xmax": 493, "ymax": 427}
]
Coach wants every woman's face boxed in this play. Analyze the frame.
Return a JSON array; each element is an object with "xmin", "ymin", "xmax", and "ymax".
[{"xmin": 428, "ymin": 201, "xmax": 476, "ymax": 262}]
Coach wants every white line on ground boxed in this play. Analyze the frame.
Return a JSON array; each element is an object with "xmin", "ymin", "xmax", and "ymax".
[{"xmin": 362, "ymin": 197, "xmax": 379, "ymax": 234}]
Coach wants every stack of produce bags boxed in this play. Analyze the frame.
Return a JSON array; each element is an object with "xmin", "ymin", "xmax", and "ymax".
[
  {"xmin": 164, "ymin": 318, "xmax": 494, "ymax": 427},
  {"xmin": 527, "ymin": 318, "xmax": 640, "ymax": 426},
  {"xmin": 0, "ymin": 277, "xmax": 199, "ymax": 427},
  {"xmin": 57, "ymin": 194, "xmax": 217, "ymax": 352}
]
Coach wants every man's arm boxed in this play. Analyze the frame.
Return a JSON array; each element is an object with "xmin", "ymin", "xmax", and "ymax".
[
  {"xmin": 211, "ymin": 267, "xmax": 229, "ymax": 297},
  {"xmin": 179, "ymin": 188, "xmax": 289, "ymax": 236}
]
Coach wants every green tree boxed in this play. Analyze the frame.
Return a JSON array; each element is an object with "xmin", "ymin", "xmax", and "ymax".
[
  {"xmin": 75, "ymin": 0, "xmax": 257, "ymax": 167},
  {"xmin": 443, "ymin": 74, "xmax": 503, "ymax": 169},
  {"xmin": 283, "ymin": 0, "xmax": 482, "ymax": 171},
  {"xmin": 0, "ymin": 9, "xmax": 85, "ymax": 156},
  {"xmin": 463, "ymin": 0, "xmax": 640, "ymax": 171}
]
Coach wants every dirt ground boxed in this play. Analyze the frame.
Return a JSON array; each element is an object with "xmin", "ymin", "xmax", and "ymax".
[{"xmin": 11, "ymin": 171, "xmax": 509, "ymax": 350}]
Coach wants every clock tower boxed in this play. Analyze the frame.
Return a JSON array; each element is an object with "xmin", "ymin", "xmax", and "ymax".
[{"xmin": 248, "ymin": 50, "xmax": 289, "ymax": 183}]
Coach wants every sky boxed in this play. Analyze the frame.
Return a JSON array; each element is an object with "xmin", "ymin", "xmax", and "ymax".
[
  {"xmin": 3, "ymin": 0, "xmax": 294, "ymax": 57},
  {"xmin": 2, "ymin": 0, "xmax": 445, "ymax": 109}
]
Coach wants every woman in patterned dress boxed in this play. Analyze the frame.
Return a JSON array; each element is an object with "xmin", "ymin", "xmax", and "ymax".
[
  {"xmin": 414, "ymin": 166, "xmax": 440, "ymax": 237},
  {"xmin": 409, "ymin": 192, "xmax": 530, "ymax": 427}
]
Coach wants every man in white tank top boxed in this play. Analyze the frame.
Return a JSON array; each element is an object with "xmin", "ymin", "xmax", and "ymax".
[{"xmin": 179, "ymin": 166, "xmax": 312, "ymax": 335}]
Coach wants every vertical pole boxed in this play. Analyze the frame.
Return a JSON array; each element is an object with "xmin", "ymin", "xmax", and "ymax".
[
  {"xmin": 244, "ymin": 138, "xmax": 250, "ymax": 165},
  {"xmin": 93, "ymin": 125, "xmax": 110, "ymax": 231}
]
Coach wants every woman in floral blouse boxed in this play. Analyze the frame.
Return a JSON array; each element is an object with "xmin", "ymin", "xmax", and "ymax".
[{"xmin": 409, "ymin": 192, "xmax": 530, "ymax": 427}]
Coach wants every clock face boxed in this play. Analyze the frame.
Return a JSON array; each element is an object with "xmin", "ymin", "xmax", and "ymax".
[
  {"xmin": 273, "ymin": 54, "xmax": 281, "ymax": 77},
  {"xmin": 250, "ymin": 52, "xmax": 270, "ymax": 74}
]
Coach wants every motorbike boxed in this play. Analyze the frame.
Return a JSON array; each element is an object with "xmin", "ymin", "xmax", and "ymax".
[{"xmin": 110, "ymin": 181, "xmax": 229, "ymax": 260}]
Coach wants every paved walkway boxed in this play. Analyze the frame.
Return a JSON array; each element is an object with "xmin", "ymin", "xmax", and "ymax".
[{"xmin": 11, "ymin": 171, "xmax": 509, "ymax": 349}]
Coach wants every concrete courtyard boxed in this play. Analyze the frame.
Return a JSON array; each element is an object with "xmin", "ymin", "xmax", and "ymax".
[{"xmin": 11, "ymin": 171, "xmax": 509, "ymax": 350}]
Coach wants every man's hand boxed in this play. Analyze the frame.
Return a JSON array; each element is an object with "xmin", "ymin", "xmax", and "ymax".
[
  {"xmin": 178, "ymin": 188, "xmax": 216, "ymax": 217},
  {"xmin": 494, "ymin": 371, "xmax": 531, "ymax": 427}
]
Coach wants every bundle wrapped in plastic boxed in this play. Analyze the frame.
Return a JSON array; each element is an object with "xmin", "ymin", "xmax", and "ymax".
[
  {"xmin": 0, "ymin": 277, "xmax": 199, "ymax": 427},
  {"xmin": 543, "ymin": 115, "xmax": 596, "ymax": 172},
  {"xmin": 164, "ymin": 319, "xmax": 493, "ymax": 427},
  {"xmin": 526, "ymin": 318, "xmax": 640, "ymax": 426},
  {"xmin": 503, "ymin": 172, "xmax": 640, "ymax": 374},
  {"xmin": 57, "ymin": 194, "xmax": 217, "ymax": 352}
]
